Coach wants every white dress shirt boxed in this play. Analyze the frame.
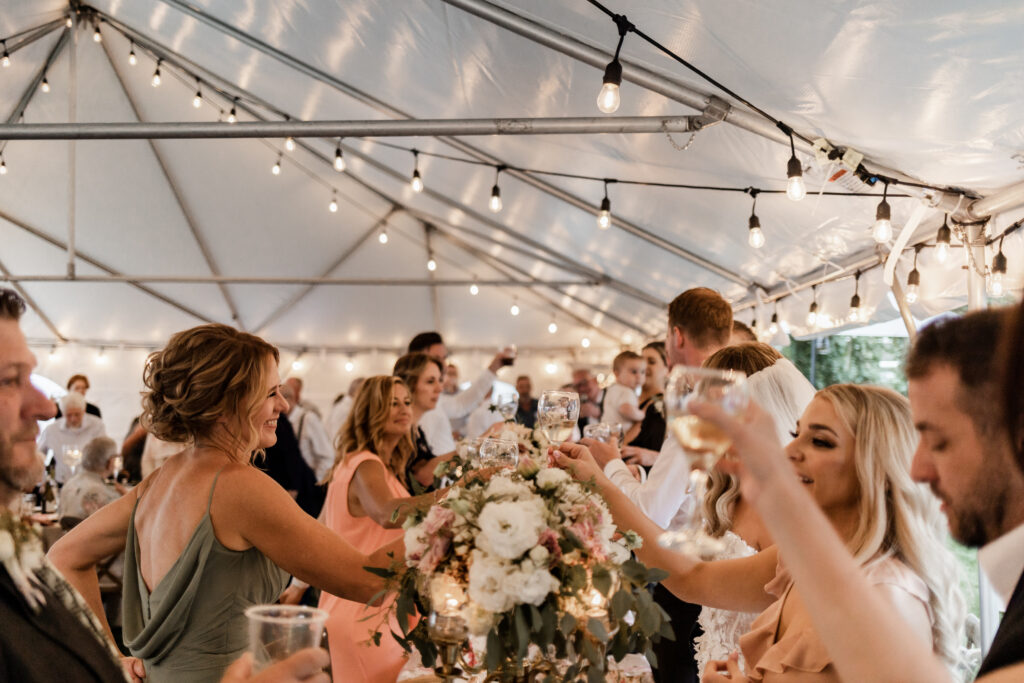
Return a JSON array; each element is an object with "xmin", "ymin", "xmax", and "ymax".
[
  {"xmin": 979, "ymin": 521, "xmax": 1024, "ymax": 608},
  {"xmin": 290, "ymin": 404, "xmax": 336, "ymax": 481},
  {"xmin": 465, "ymin": 401, "xmax": 503, "ymax": 440},
  {"xmin": 603, "ymin": 432, "xmax": 695, "ymax": 529},
  {"xmin": 38, "ymin": 414, "xmax": 107, "ymax": 484},
  {"xmin": 421, "ymin": 368, "xmax": 497, "ymax": 454},
  {"xmin": 325, "ymin": 396, "xmax": 353, "ymax": 446}
]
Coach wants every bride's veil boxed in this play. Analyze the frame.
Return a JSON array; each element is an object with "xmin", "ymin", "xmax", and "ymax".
[{"xmin": 745, "ymin": 357, "xmax": 817, "ymax": 444}]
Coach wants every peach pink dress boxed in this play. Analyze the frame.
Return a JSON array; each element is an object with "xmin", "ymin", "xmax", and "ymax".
[
  {"xmin": 319, "ymin": 452, "xmax": 409, "ymax": 682},
  {"xmin": 738, "ymin": 555, "xmax": 931, "ymax": 681}
]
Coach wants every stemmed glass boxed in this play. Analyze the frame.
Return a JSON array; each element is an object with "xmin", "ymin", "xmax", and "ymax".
[
  {"xmin": 537, "ymin": 391, "xmax": 580, "ymax": 444},
  {"xmin": 494, "ymin": 391, "xmax": 519, "ymax": 422},
  {"xmin": 658, "ymin": 366, "xmax": 748, "ymax": 559},
  {"xmin": 477, "ymin": 437, "xmax": 519, "ymax": 469}
]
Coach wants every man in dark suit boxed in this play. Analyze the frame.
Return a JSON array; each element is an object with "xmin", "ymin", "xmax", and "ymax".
[{"xmin": 907, "ymin": 310, "xmax": 1024, "ymax": 675}]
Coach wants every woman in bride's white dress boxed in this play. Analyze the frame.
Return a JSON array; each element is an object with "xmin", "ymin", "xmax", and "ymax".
[{"xmin": 692, "ymin": 343, "xmax": 815, "ymax": 673}]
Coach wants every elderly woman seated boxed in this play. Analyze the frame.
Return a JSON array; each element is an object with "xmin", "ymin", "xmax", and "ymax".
[
  {"xmin": 38, "ymin": 391, "xmax": 107, "ymax": 484},
  {"xmin": 59, "ymin": 436, "xmax": 124, "ymax": 523}
]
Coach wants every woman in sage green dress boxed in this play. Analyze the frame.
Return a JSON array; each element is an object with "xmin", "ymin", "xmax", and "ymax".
[{"xmin": 50, "ymin": 324, "xmax": 400, "ymax": 683}]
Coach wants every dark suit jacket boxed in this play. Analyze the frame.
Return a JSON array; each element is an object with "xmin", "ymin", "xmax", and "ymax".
[
  {"xmin": 0, "ymin": 566, "xmax": 125, "ymax": 682},
  {"xmin": 978, "ymin": 569, "xmax": 1024, "ymax": 675}
]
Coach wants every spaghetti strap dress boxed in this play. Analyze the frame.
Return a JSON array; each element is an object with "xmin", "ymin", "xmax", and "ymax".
[{"xmin": 121, "ymin": 469, "xmax": 289, "ymax": 683}]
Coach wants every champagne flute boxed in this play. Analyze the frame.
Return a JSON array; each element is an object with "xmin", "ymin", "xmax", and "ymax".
[
  {"xmin": 658, "ymin": 366, "xmax": 748, "ymax": 559},
  {"xmin": 537, "ymin": 391, "xmax": 580, "ymax": 444}
]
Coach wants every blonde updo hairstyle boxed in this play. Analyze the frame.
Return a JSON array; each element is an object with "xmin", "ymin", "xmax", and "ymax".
[
  {"xmin": 141, "ymin": 324, "xmax": 279, "ymax": 459},
  {"xmin": 702, "ymin": 342, "xmax": 784, "ymax": 536},
  {"xmin": 326, "ymin": 375, "xmax": 414, "ymax": 487}
]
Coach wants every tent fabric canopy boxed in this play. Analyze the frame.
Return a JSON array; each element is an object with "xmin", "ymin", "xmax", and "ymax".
[{"xmin": 1, "ymin": 0, "xmax": 1023, "ymax": 357}]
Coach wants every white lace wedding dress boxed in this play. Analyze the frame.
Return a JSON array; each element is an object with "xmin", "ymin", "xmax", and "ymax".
[{"xmin": 693, "ymin": 531, "xmax": 759, "ymax": 675}]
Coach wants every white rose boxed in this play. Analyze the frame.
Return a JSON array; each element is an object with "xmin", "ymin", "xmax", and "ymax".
[
  {"xmin": 485, "ymin": 475, "xmax": 532, "ymax": 501},
  {"xmin": 507, "ymin": 566, "xmax": 559, "ymax": 606},
  {"xmin": 468, "ymin": 550, "xmax": 515, "ymax": 613},
  {"xmin": 535, "ymin": 468, "xmax": 570, "ymax": 490},
  {"xmin": 476, "ymin": 500, "xmax": 545, "ymax": 560},
  {"xmin": 403, "ymin": 526, "xmax": 428, "ymax": 564},
  {"xmin": 607, "ymin": 540, "xmax": 631, "ymax": 564},
  {"xmin": 529, "ymin": 545, "xmax": 549, "ymax": 565},
  {"xmin": 0, "ymin": 531, "xmax": 14, "ymax": 562}
]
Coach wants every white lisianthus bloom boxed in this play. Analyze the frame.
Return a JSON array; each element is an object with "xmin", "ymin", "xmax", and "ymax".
[
  {"xmin": 535, "ymin": 467, "xmax": 570, "ymax": 490},
  {"xmin": 476, "ymin": 500, "xmax": 545, "ymax": 560},
  {"xmin": 485, "ymin": 475, "xmax": 532, "ymax": 501},
  {"xmin": 404, "ymin": 525, "xmax": 428, "ymax": 563},
  {"xmin": 607, "ymin": 539, "xmax": 631, "ymax": 564},
  {"xmin": 468, "ymin": 550, "xmax": 515, "ymax": 613},
  {"xmin": 507, "ymin": 565, "xmax": 559, "ymax": 606}
]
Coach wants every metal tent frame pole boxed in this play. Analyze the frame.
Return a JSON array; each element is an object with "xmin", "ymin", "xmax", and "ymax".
[{"xmin": 0, "ymin": 274, "xmax": 601, "ymax": 286}]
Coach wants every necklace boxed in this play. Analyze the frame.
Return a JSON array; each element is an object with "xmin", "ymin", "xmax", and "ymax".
[{"xmin": 0, "ymin": 509, "xmax": 47, "ymax": 610}]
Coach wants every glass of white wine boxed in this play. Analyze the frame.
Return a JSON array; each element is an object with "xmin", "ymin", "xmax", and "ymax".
[
  {"xmin": 658, "ymin": 366, "xmax": 748, "ymax": 559},
  {"xmin": 537, "ymin": 390, "xmax": 580, "ymax": 445},
  {"xmin": 478, "ymin": 437, "xmax": 519, "ymax": 469},
  {"xmin": 494, "ymin": 391, "xmax": 519, "ymax": 422}
]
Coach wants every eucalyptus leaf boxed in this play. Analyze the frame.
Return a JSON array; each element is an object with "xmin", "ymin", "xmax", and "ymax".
[
  {"xmin": 587, "ymin": 665, "xmax": 605, "ymax": 683},
  {"xmin": 580, "ymin": 637, "xmax": 601, "ymax": 667},
  {"xmin": 586, "ymin": 617, "xmax": 609, "ymax": 643},
  {"xmin": 610, "ymin": 588, "xmax": 634, "ymax": 620},
  {"xmin": 645, "ymin": 566, "xmax": 670, "ymax": 583},
  {"xmin": 559, "ymin": 612, "xmax": 577, "ymax": 638},
  {"xmin": 592, "ymin": 565, "xmax": 612, "ymax": 596},
  {"xmin": 486, "ymin": 629, "xmax": 504, "ymax": 671},
  {"xmin": 515, "ymin": 605, "xmax": 530, "ymax": 659}
]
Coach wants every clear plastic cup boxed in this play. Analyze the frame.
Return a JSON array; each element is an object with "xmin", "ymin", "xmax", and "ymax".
[{"xmin": 245, "ymin": 605, "xmax": 328, "ymax": 673}]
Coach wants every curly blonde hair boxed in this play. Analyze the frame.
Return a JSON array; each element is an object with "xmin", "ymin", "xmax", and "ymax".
[
  {"xmin": 141, "ymin": 324, "xmax": 279, "ymax": 459},
  {"xmin": 817, "ymin": 384, "xmax": 965, "ymax": 676},
  {"xmin": 325, "ymin": 375, "xmax": 414, "ymax": 487}
]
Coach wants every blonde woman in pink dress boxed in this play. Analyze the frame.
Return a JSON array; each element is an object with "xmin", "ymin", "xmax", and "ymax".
[{"xmin": 319, "ymin": 376, "xmax": 440, "ymax": 682}]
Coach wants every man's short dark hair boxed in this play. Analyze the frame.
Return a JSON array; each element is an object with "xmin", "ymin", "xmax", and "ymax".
[
  {"xmin": 906, "ymin": 309, "xmax": 1009, "ymax": 434},
  {"xmin": 0, "ymin": 288, "xmax": 26, "ymax": 321},
  {"xmin": 668, "ymin": 288, "xmax": 733, "ymax": 349},
  {"xmin": 408, "ymin": 332, "xmax": 444, "ymax": 353}
]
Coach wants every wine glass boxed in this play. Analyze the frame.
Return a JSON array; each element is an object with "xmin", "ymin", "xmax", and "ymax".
[
  {"xmin": 494, "ymin": 391, "xmax": 519, "ymax": 422},
  {"xmin": 62, "ymin": 444, "xmax": 83, "ymax": 477},
  {"xmin": 606, "ymin": 422, "xmax": 625, "ymax": 447},
  {"xmin": 658, "ymin": 366, "xmax": 748, "ymax": 559},
  {"xmin": 582, "ymin": 423, "xmax": 611, "ymax": 443},
  {"xmin": 537, "ymin": 391, "xmax": 580, "ymax": 444},
  {"xmin": 477, "ymin": 437, "xmax": 519, "ymax": 469}
]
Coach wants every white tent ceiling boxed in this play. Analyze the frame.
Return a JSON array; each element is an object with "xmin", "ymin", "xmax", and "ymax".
[{"xmin": 2, "ymin": 0, "xmax": 1023, "ymax": 360}]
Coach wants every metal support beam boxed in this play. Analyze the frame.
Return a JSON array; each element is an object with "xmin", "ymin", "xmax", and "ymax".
[
  {"xmin": 0, "ymin": 256, "xmax": 67, "ymax": 341},
  {"xmin": 968, "ymin": 180, "xmax": 1024, "ymax": 222},
  {"xmin": 0, "ymin": 274, "xmax": 599, "ymax": 286},
  {"xmin": 99, "ymin": 35, "xmax": 245, "ymax": 328},
  {"xmin": 4, "ymin": 28, "xmax": 69, "ymax": 129},
  {"xmin": 0, "ymin": 115, "xmax": 696, "ymax": 140},
  {"xmin": 135, "ymin": 3, "xmax": 751, "ymax": 288},
  {"xmin": 889, "ymin": 277, "xmax": 917, "ymax": 341},
  {"xmin": 253, "ymin": 208, "xmax": 399, "ymax": 334},
  {"xmin": 0, "ymin": 208, "xmax": 213, "ymax": 323},
  {"xmin": 95, "ymin": 13, "xmax": 670, "ymax": 313},
  {"xmin": 732, "ymin": 251, "xmax": 884, "ymax": 311}
]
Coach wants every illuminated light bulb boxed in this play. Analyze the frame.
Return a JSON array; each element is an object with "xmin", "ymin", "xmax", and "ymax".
[
  {"xmin": 596, "ymin": 58, "xmax": 623, "ymax": 113},
  {"xmin": 410, "ymin": 169, "xmax": 424, "ymax": 193},
  {"xmin": 2, "ymin": 43, "xmax": 10, "ymax": 68},
  {"xmin": 489, "ymin": 184, "xmax": 502, "ymax": 213},
  {"xmin": 545, "ymin": 362, "xmax": 557, "ymax": 375},
  {"xmin": 378, "ymin": 230, "xmax": 389, "ymax": 245},
  {"xmin": 510, "ymin": 302, "xmax": 520, "ymax": 316},
  {"xmin": 748, "ymin": 213, "xmax": 765, "ymax": 249},
  {"xmin": 848, "ymin": 294, "xmax": 862, "ymax": 323},
  {"xmin": 344, "ymin": 360, "xmax": 355, "ymax": 372},
  {"xmin": 427, "ymin": 258, "xmax": 437, "ymax": 272},
  {"xmin": 328, "ymin": 195, "xmax": 338, "ymax": 213},
  {"xmin": 193, "ymin": 90, "xmax": 202, "ymax": 108},
  {"xmin": 65, "ymin": 16, "xmax": 73, "ymax": 28},
  {"xmin": 40, "ymin": 78, "xmax": 50, "ymax": 93},
  {"xmin": 285, "ymin": 136, "xmax": 295, "ymax": 152},
  {"xmin": 988, "ymin": 247, "xmax": 1008, "ymax": 297},
  {"xmin": 271, "ymin": 156, "xmax": 281, "ymax": 176},
  {"xmin": 291, "ymin": 359, "xmax": 303, "ymax": 372},
  {"xmin": 786, "ymin": 154, "xmax": 806, "ymax": 201},
  {"xmin": 935, "ymin": 217, "xmax": 952, "ymax": 264},
  {"xmin": 0, "ymin": 158, "xmax": 7, "ymax": 175},
  {"xmin": 597, "ymin": 196, "xmax": 611, "ymax": 230},
  {"xmin": 548, "ymin": 321, "xmax": 558, "ymax": 334},
  {"xmin": 581, "ymin": 337, "xmax": 591, "ymax": 349},
  {"xmin": 872, "ymin": 184, "xmax": 892, "ymax": 243},
  {"xmin": 333, "ymin": 146, "xmax": 346, "ymax": 172},
  {"xmin": 905, "ymin": 268, "xmax": 920, "ymax": 304},
  {"xmin": 93, "ymin": 26, "xmax": 102, "ymax": 43},
  {"xmin": 151, "ymin": 69, "xmax": 161, "ymax": 87},
  {"xmin": 95, "ymin": 348, "xmax": 108, "ymax": 364},
  {"xmin": 806, "ymin": 301, "xmax": 818, "ymax": 327},
  {"xmin": 469, "ymin": 283, "xmax": 479, "ymax": 296},
  {"xmin": 227, "ymin": 103, "xmax": 237, "ymax": 123},
  {"xmin": 128, "ymin": 45, "xmax": 137, "ymax": 66},
  {"xmin": 768, "ymin": 313, "xmax": 779, "ymax": 336}
]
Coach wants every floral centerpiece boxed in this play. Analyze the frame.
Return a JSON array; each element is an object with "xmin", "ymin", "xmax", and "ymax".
[{"xmin": 375, "ymin": 458, "xmax": 672, "ymax": 681}]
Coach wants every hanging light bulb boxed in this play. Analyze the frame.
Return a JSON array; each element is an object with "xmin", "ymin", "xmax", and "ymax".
[
  {"xmin": 581, "ymin": 337, "xmax": 591, "ymax": 349},
  {"xmin": 271, "ymin": 153, "xmax": 282, "ymax": 176},
  {"xmin": 65, "ymin": 16, "xmax": 73, "ymax": 28},
  {"xmin": 344, "ymin": 359, "xmax": 355, "ymax": 372},
  {"xmin": 988, "ymin": 238, "xmax": 1008, "ymax": 297},
  {"xmin": 596, "ymin": 16, "xmax": 630, "ymax": 113},
  {"xmin": 0, "ymin": 156, "xmax": 7, "ymax": 176},
  {"xmin": 93, "ymin": 25, "xmax": 102, "ymax": 43},
  {"xmin": 905, "ymin": 248, "xmax": 921, "ymax": 304},
  {"xmin": 548, "ymin": 319, "xmax": 558, "ymax": 334},
  {"xmin": 427, "ymin": 258, "xmax": 437, "ymax": 272},
  {"xmin": 747, "ymin": 190, "xmax": 765, "ymax": 248},
  {"xmin": 151, "ymin": 59, "xmax": 162, "ymax": 87},
  {"xmin": 328, "ymin": 192, "xmax": 338, "ymax": 213},
  {"xmin": 489, "ymin": 165, "xmax": 505, "ymax": 213},
  {"xmin": 1, "ymin": 41, "xmax": 9, "ymax": 68},
  {"xmin": 768, "ymin": 311, "xmax": 779, "ymax": 336},
  {"xmin": 806, "ymin": 286, "xmax": 818, "ymax": 326},
  {"xmin": 40, "ymin": 77, "xmax": 50, "ymax": 93},
  {"xmin": 597, "ymin": 181, "xmax": 612, "ymax": 229},
  {"xmin": 935, "ymin": 214, "xmax": 952, "ymax": 264},
  {"xmin": 782, "ymin": 129, "xmax": 806, "ymax": 201},
  {"xmin": 378, "ymin": 229, "xmax": 389, "ymax": 244},
  {"xmin": 333, "ymin": 140, "xmax": 346, "ymax": 172},
  {"xmin": 128, "ymin": 42, "xmax": 137, "ymax": 66},
  {"xmin": 227, "ymin": 99, "xmax": 238, "ymax": 124},
  {"xmin": 285, "ymin": 136, "xmax": 295, "ymax": 152},
  {"xmin": 410, "ymin": 150, "xmax": 424, "ymax": 193},
  {"xmin": 469, "ymin": 282, "xmax": 479, "ymax": 296},
  {"xmin": 872, "ymin": 182, "xmax": 893, "ymax": 243},
  {"xmin": 848, "ymin": 271, "xmax": 864, "ymax": 323},
  {"xmin": 510, "ymin": 301, "xmax": 520, "ymax": 316}
]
